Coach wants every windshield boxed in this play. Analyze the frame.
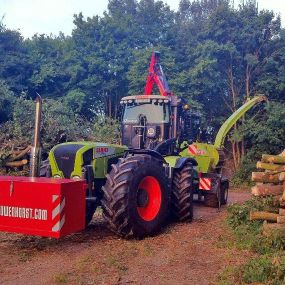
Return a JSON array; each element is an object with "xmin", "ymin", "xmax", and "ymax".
[{"xmin": 123, "ymin": 102, "xmax": 170, "ymax": 124}]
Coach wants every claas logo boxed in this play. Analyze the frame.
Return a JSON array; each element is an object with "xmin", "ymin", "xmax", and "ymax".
[{"xmin": 96, "ymin": 147, "xmax": 109, "ymax": 153}]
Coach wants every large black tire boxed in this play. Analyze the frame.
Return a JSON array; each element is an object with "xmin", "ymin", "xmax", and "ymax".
[
  {"xmin": 171, "ymin": 161, "xmax": 194, "ymax": 222},
  {"xmin": 102, "ymin": 154, "xmax": 170, "ymax": 238}
]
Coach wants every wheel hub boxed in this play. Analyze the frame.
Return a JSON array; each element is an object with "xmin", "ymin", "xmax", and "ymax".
[
  {"xmin": 137, "ymin": 188, "xmax": 149, "ymax": 208},
  {"xmin": 136, "ymin": 176, "xmax": 162, "ymax": 221}
]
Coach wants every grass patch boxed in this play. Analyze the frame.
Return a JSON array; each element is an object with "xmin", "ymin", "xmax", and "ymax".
[
  {"xmin": 218, "ymin": 196, "xmax": 285, "ymax": 284},
  {"xmin": 53, "ymin": 273, "xmax": 68, "ymax": 284},
  {"xmin": 104, "ymin": 255, "xmax": 128, "ymax": 272}
]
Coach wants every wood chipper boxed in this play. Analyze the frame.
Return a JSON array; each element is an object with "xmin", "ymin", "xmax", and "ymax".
[{"xmin": 0, "ymin": 52, "xmax": 267, "ymax": 239}]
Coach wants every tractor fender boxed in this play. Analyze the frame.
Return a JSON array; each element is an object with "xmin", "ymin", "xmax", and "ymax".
[
  {"xmin": 174, "ymin": 157, "xmax": 198, "ymax": 170},
  {"xmin": 124, "ymin": 148, "xmax": 166, "ymax": 163}
]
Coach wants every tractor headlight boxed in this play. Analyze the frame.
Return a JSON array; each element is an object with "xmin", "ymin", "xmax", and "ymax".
[
  {"xmin": 53, "ymin": 175, "xmax": 61, "ymax": 179},
  {"xmin": 72, "ymin": 175, "xmax": 81, "ymax": 180}
]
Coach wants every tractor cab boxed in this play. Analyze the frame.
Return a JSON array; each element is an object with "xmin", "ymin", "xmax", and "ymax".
[{"xmin": 120, "ymin": 95, "xmax": 173, "ymax": 149}]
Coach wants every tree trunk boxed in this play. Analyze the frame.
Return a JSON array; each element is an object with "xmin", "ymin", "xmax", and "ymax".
[
  {"xmin": 261, "ymin": 154, "xmax": 285, "ymax": 165},
  {"xmin": 231, "ymin": 141, "xmax": 238, "ymax": 170},
  {"xmin": 251, "ymin": 184, "xmax": 284, "ymax": 196},
  {"xmin": 250, "ymin": 211, "xmax": 278, "ymax": 222}
]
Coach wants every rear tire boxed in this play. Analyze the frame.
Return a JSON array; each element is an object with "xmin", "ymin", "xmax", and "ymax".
[
  {"xmin": 221, "ymin": 180, "xmax": 229, "ymax": 205},
  {"xmin": 204, "ymin": 193, "xmax": 219, "ymax": 208},
  {"xmin": 102, "ymin": 154, "xmax": 170, "ymax": 238},
  {"xmin": 171, "ymin": 161, "xmax": 194, "ymax": 222},
  {"xmin": 204, "ymin": 179, "xmax": 229, "ymax": 207}
]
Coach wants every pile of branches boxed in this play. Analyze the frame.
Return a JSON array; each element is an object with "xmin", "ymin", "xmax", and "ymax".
[{"xmin": 250, "ymin": 150, "xmax": 285, "ymax": 238}]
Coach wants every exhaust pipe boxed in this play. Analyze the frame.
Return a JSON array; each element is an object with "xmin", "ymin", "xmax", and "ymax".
[{"xmin": 30, "ymin": 94, "xmax": 42, "ymax": 177}]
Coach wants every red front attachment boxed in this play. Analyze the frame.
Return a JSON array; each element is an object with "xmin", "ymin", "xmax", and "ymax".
[{"xmin": 0, "ymin": 176, "xmax": 86, "ymax": 238}]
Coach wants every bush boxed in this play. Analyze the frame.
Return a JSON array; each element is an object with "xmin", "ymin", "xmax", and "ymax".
[
  {"xmin": 0, "ymin": 95, "xmax": 121, "ymax": 161},
  {"xmin": 220, "ymin": 198, "xmax": 285, "ymax": 284}
]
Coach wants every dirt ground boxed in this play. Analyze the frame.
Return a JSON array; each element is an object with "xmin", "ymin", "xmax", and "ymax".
[{"xmin": 0, "ymin": 190, "xmax": 251, "ymax": 285}]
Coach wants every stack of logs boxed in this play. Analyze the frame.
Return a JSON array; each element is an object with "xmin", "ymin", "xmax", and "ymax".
[{"xmin": 250, "ymin": 149, "xmax": 285, "ymax": 238}]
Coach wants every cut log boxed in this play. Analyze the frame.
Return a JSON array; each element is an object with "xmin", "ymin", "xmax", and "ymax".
[
  {"xmin": 251, "ymin": 184, "xmax": 284, "ymax": 196},
  {"xmin": 252, "ymin": 172, "xmax": 281, "ymax": 183},
  {"xmin": 279, "ymin": 172, "xmax": 285, "ymax": 182},
  {"xmin": 256, "ymin": 162, "xmax": 285, "ymax": 171},
  {"xmin": 279, "ymin": 198, "xmax": 285, "ymax": 208},
  {"xmin": 249, "ymin": 211, "xmax": 279, "ymax": 222},
  {"xmin": 261, "ymin": 154, "xmax": 285, "ymax": 165},
  {"xmin": 272, "ymin": 195, "xmax": 282, "ymax": 207},
  {"xmin": 262, "ymin": 221, "xmax": 285, "ymax": 238},
  {"xmin": 10, "ymin": 146, "xmax": 31, "ymax": 161},
  {"xmin": 5, "ymin": 159, "xmax": 28, "ymax": 167},
  {"xmin": 279, "ymin": 208, "xmax": 285, "ymax": 216},
  {"xmin": 279, "ymin": 190, "xmax": 285, "ymax": 203},
  {"xmin": 277, "ymin": 216, "xmax": 285, "ymax": 224},
  {"xmin": 280, "ymin": 150, "xmax": 285, "ymax": 157}
]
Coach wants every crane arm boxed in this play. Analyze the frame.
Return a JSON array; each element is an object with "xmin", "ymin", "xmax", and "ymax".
[
  {"xmin": 144, "ymin": 51, "xmax": 173, "ymax": 97},
  {"xmin": 214, "ymin": 95, "xmax": 267, "ymax": 148}
]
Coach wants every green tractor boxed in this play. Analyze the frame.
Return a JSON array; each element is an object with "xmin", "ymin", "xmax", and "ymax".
[{"xmin": 44, "ymin": 52, "xmax": 266, "ymax": 238}]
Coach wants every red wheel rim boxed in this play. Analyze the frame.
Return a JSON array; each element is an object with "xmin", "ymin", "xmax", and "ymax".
[{"xmin": 137, "ymin": 176, "xmax": 162, "ymax": 221}]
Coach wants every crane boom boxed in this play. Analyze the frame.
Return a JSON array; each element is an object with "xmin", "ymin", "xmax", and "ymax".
[{"xmin": 144, "ymin": 51, "xmax": 173, "ymax": 97}]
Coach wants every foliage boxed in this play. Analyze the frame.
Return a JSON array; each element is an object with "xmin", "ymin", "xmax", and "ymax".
[
  {"xmin": 230, "ymin": 154, "xmax": 256, "ymax": 186},
  {"xmin": 220, "ymin": 198, "xmax": 285, "ymax": 284},
  {"xmin": 0, "ymin": 80, "xmax": 15, "ymax": 123},
  {"xmin": 0, "ymin": 96, "xmax": 120, "ymax": 157}
]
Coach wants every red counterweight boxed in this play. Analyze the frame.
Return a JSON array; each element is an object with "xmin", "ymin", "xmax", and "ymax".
[{"xmin": 0, "ymin": 176, "xmax": 86, "ymax": 238}]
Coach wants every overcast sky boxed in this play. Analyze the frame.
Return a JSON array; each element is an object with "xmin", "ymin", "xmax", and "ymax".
[{"xmin": 1, "ymin": 0, "xmax": 284, "ymax": 38}]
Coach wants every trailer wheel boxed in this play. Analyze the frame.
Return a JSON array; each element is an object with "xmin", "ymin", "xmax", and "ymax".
[
  {"xmin": 221, "ymin": 180, "xmax": 229, "ymax": 205},
  {"xmin": 204, "ymin": 180, "xmax": 229, "ymax": 207},
  {"xmin": 204, "ymin": 193, "xmax": 218, "ymax": 208},
  {"xmin": 102, "ymin": 154, "xmax": 170, "ymax": 238},
  {"xmin": 171, "ymin": 161, "xmax": 194, "ymax": 222}
]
